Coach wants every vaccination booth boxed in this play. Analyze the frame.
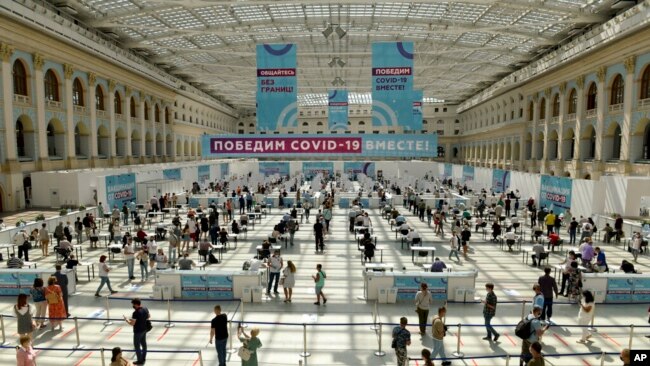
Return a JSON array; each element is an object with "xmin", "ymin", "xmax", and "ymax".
[{"xmin": 364, "ymin": 270, "xmax": 478, "ymax": 302}]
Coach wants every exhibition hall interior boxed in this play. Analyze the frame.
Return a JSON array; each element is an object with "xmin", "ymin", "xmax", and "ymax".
[{"xmin": 2, "ymin": 0, "xmax": 650, "ymax": 365}]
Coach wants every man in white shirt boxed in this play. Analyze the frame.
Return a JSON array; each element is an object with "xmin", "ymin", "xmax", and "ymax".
[
  {"xmin": 266, "ymin": 250, "xmax": 283, "ymax": 295},
  {"xmin": 407, "ymin": 229, "xmax": 421, "ymax": 243},
  {"xmin": 123, "ymin": 241, "xmax": 136, "ymax": 280},
  {"xmin": 399, "ymin": 222, "xmax": 410, "ymax": 236},
  {"xmin": 531, "ymin": 242, "xmax": 546, "ymax": 267},
  {"xmin": 504, "ymin": 229, "xmax": 517, "ymax": 251}
]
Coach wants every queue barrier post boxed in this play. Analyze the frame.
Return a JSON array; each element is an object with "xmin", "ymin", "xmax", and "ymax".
[
  {"xmin": 0, "ymin": 314, "xmax": 7, "ymax": 345},
  {"xmin": 100, "ymin": 347, "xmax": 106, "ymax": 366},
  {"xmin": 299, "ymin": 323, "xmax": 310, "ymax": 358},
  {"xmin": 520, "ymin": 300, "xmax": 526, "ymax": 320},
  {"xmin": 370, "ymin": 301, "xmax": 379, "ymax": 331},
  {"xmin": 103, "ymin": 296, "xmax": 113, "ymax": 326},
  {"xmin": 165, "ymin": 299, "xmax": 175, "ymax": 328},
  {"xmin": 587, "ymin": 307, "xmax": 597, "ymax": 333},
  {"xmin": 600, "ymin": 351, "xmax": 606, "ymax": 366},
  {"xmin": 198, "ymin": 350, "xmax": 204, "ymax": 366},
  {"xmin": 72, "ymin": 317, "xmax": 85, "ymax": 349},
  {"xmin": 374, "ymin": 322, "xmax": 386, "ymax": 357},
  {"xmin": 451, "ymin": 323, "xmax": 465, "ymax": 358},
  {"xmin": 227, "ymin": 320, "xmax": 236, "ymax": 353},
  {"xmin": 628, "ymin": 324, "xmax": 634, "ymax": 350},
  {"xmin": 505, "ymin": 353, "xmax": 510, "ymax": 366},
  {"xmin": 240, "ymin": 299, "xmax": 247, "ymax": 328}
]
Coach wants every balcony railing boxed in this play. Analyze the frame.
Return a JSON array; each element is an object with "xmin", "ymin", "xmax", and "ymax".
[
  {"xmin": 74, "ymin": 105, "xmax": 87, "ymax": 114},
  {"xmin": 97, "ymin": 110, "xmax": 107, "ymax": 118},
  {"xmin": 639, "ymin": 98, "xmax": 650, "ymax": 109},
  {"xmin": 565, "ymin": 113, "xmax": 576, "ymax": 121},
  {"xmin": 585, "ymin": 109, "xmax": 597, "ymax": 118},
  {"xmin": 13, "ymin": 94, "xmax": 30, "ymax": 104},
  {"xmin": 608, "ymin": 103, "xmax": 623, "ymax": 113},
  {"xmin": 551, "ymin": 116, "xmax": 559, "ymax": 123},
  {"xmin": 45, "ymin": 99, "xmax": 61, "ymax": 108}
]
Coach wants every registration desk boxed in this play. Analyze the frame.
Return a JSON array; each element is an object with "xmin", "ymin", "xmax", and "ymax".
[
  {"xmin": 364, "ymin": 270, "xmax": 477, "ymax": 302},
  {"xmin": 0, "ymin": 268, "xmax": 76, "ymax": 296},
  {"xmin": 155, "ymin": 269, "xmax": 263, "ymax": 299},
  {"xmin": 582, "ymin": 272, "xmax": 650, "ymax": 304},
  {"xmin": 338, "ymin": 195, "xmax": 394, "ymax": 209}
]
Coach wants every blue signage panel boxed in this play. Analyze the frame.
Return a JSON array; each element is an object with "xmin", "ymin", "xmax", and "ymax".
[
  {"xmin": 220, "ymin": 163, "xmax": 229, "ymax": 179},
  {"xmin": 633, "ymin": 278, "xmax": 650, "ymax": 302},
  {"xmin": 410, "ymin": 90, "xmax": 423, "ymax": 132},
  {"xmin": 18, "ymin": 273, "xmax": 39, "ymax": 295},
  {"xmin": 256, "ymin": 44, "xmax": 297, "ymax": 131},
  {"xmin": 105, "ymin": 173, "xmax": 136, "ymax": 209},
  {"xmin": 462, "ymin": 165, "xmax": 475, "ymax": 182},
  {"xmin": 343, "ymin": 162, "xmax": 376, "ymax": 178},
  {"xmin": 394, "ymin": 276, "xmax": 447, "ymax": 301},
  {"xmin": 491, "ymin": 169, "xmax": 511, "ymax": 193},
  {"xmin": 0, "ymin": 273, "xmax": 20, "ymax": 296},
  {"xmin": 303, "ymin": 162, "xmax": 334, "ymax": 179},
  {"xmin": 328, "ymin": 89, "xmax": 348, "ymax": 130},
  {"xmin": 163, "ymin": 168, "xmax": 181, "ymax": 181},
  {"xmin": 198, "ymin": 165, "xmax": 211, "ymax": 183},
  {"xmin": 201, "ymin": 134, "xmax": 437, "ymax": 158},
  {"xmin": 181, "ymin": 274, "xmax": 208, "ymax": 299},
  {"xmin": 259, "ymin": 162, "xmax": 290, "ymax": 177},
  {"xmin": 606, "ymin": 278, "xmax": 633, "ymax": 303},
  {"xmin": 372, "ymin": 42, "xmax": 414, "ymax": 128},
  {"xmin": 207, "ymin": 275, "xmax": 234, "ymax": 300},
  {"xmin": 443, "ymin": 163, "xmax": 452, "ymax": 178},
  {"xmin": 539, "ymin": 175, "xmax": 572, "ymax": 216}
]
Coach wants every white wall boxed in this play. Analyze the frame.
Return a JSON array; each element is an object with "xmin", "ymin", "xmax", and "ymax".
[
  {"xmin": 625, "ymin": 178, "xmax": 650, "ymax": 217},
  {"xmin": 571, "ymin": 179, "xmax": 599, "ymax": 218},
  {"xmin": 510, "ymin": 171, "xmax": 540, "ymax": 202},
  {"xmin": 602, "ymin": 176, "xmax": 628, "ymax": 215}
]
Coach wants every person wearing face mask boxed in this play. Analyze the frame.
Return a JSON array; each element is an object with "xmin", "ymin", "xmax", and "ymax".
[
  {"xmin": 519, "ymin": 307, "xmax": 549, "ymax": 366},
  {"xmin": 620, "ymin": 348, "xmax": 630, "ymax": 366}
]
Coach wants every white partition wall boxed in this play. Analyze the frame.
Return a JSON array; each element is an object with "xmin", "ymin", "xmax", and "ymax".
[{"xmin": 510, "ymin": 171, "xmax": 541, "ymax": 202}]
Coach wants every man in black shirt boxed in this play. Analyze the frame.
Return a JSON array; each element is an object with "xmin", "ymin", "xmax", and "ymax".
[
  {"xmin": 209, "ymin": 305, "xmax": 229, "ymax": 366},
  {"xmin": 314, "ymin": 218, "xmax": 324, "ymax": 253},
  {"xmin": 125, "ymin": 298, "xmax": 150, "ymax": 365}
]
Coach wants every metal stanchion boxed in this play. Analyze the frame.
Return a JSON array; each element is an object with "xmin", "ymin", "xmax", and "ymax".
[
  {"xmin": 370, "ymin": 301, "xmax": 379, "ymax": 330},
  {"xmin": 72, "ymin": 317, "xmax": 85, "ymax": 349},
  {"xmin": 505, "ymin": 353, "xmax": 511, "ymax": 366},
  {"xmin": 103, "ymin": 296, "xmax": 113, "ymax": 326},
  {"xmin": 299, "ymin": 323, "xmax": 310, "ymax": 357},
  {"xmin": 628, "ymin": 324, "xmax": 635, "ymax": 350},
  {"xmin": 587, "ymin": 307, "xmax": 597, "ymax": 333},
  {"xmin": 520, "ymin": 300, "xmax": 527, "ymax": 320},
  {"xmin": 0, "ymin": 314, "xmax": 7, "ymax": 345},
  {"xmin": 227, "ymin": 320, "xmax": 236, "ymax": 353},
  {"xmin": 374, "ymin": 322, "xmax": 386, "ymax": 357},
  {"xmin": 164, "ymin": 299, "xmax": 175, "ymax": 328},
  {"xmin": 600, "ymin": 351, "xmax": 606, "ymax": 366},
  {"xmin": 240, "ymin": 299, "xmax": 248, "ymax": 328},
  {"xmin": 451, "ymin": 324, "xmax": 465, "ymax": 358},
  {"xmin": 198, "ymin": 350, "xmax": 204, "ymax": 366},
  {"xmin": 100, "ymin": 348, "xmax": 106, "ymax": 366}
]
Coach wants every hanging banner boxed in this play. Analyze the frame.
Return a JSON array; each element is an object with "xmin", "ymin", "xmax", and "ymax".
[
  {"xmin": 259, "ymin": 162, "xmax": 290, "ymax": 177},
  {"xmin": 256, "ymin": 44, "xmax": 297, "ymax": 131},
  {"xmin": 198, "ymin": 165, "xmax": 210, "ymax": 183},
  {"xmin": 181, "ymin": 274, "xmax": 208, "ymax": 299},
  {"xmin": 163, "ymin": 168, "xmax": 181, "ymax": 181},
  {"xmin": 343, "ymin": 162, "xmax": 376, "ymax": 178},
  {"xmin": 411, "ymin": 90, "xmax": 423, "ymax": 132},
  {"xmin": 443, "ymin": 163, "xmax": 452, "ymax": 178},
  {"xmin": 202, "ymin": 134, "xmax": 437, "ymax": 158},
  {"xmin": 606, "ymin": 278, "xmax": 633, "ymax": 303},
  {"xmin": 539, "ymin": 175, "xmax": 572, "ymax": 215},
  {"xmin": 302, "ymin": 162, "xmax": 334, "ymax": 179},
  {"xmin": 105, "ymin": 173, "xmax": 136, "ymax": 209},
  {"xmin": 462, "ymin": 165, "xmax": 475, "ymax": 182},
  {"xmin": 371, "ymin": 42, "xmax": 414, "ymax": 128},
  {"xmin": 394, "ymin": 276, "xmax": 448, "ymax": 301},
  {"xmin": 220, "ymin": 163, "xmax": 229, "ymax": 179},
  {"xmin": 328, "ymin": 89, "xmax": 348, "ymax": 130},
  {"xmin": 491, "ymin": 169, "xmax": 511, "ymax": 193}
]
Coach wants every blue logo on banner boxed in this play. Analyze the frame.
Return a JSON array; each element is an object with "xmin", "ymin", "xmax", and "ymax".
[
  {"xmin": 105, "ymin": 173, "xmax": 136, "ymax": 209},
  {"xmin": 198, "ymin": 165, "xmax": 210, "ymax": 183},
  {"xmin": 372, "ymin": 42, "xmax": 414, "ymax": 127},
  {"xmin": 163, "ymin": 168, "xmax": 181, "ymax": 181},
  {"xmin": 539, "ymin": 175, "xmax": 572, "ymax": 215},
  {"xmin": 492, "ymin": 169, "xmax": 511, "ymax": 193},
  {"xmin": 256, "ymin": 44, "xmax": 297, "ymax": 131},
  {"xmin": 462, "ymin": 165, "xmax": 475, "ymax": 182},
  {"xmin": 411, "ymin": 90, "xmax": 423, "ymax": 131},
  {"xmin": 303, "ymin": 162, "xmax": 334, "ymax": 179},
  {"xmin": 328, "ymin": 89, "xmax": 349, "ymax": 130},
  {"xmin": 220, "ymin": 163, "xmax": 229, "ymax": 178},
  {"xmin": 259, "ymin": 162, "xmax": 290, "ymax": 177},
  {"xmin": 343, "ymin": 162, "xmax": 375, "ymax": 178}
]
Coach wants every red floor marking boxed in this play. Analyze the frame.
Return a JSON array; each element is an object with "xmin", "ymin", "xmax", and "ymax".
[
  {"xmin": 472, "ymin": 359, "xmax": 479, "ymax": 366},
  {"xmin": 600, "ymin": 333, "xmax": 621, "ymax": 347},
  {"xmin": 581, "ymin": 359, "xmax": 592, "ymax": 366},
  {"xmin": 553, "ymin": 333, "xmax": 569, "ymax": 347},
  {"xmin": 503, "ymin": 332, "xmax": 517, "ymax": 346},
  {"xmin": 450, "ymin": 332, "xmax": 464, "ymax": 346},
  {"xmin": 59, "ymin": 327, "xmax": 76, "ymax": 339},
  {"xmin": 74, "ymin": 352, "xmax": 93, "ymax": 366},
  {"xmin": 106, "ymin": 326, "xmax": 122, "ymax": 341},
  {"xmin": 191, "ymin": 355, "xmax": 201, "ymax": 366},
  {"xmin": 157, "ymin": 327, "xmax": 170, "ymax": 341}
]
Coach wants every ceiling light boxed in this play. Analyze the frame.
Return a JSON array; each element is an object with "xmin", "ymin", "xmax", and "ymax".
[
  {"xmin": 335, "ymin": 25, "xmax": 347, "ymax": 39},
  {"xmin": 322, "ymin": 25, "xmax": 334, "ymax": 38}
]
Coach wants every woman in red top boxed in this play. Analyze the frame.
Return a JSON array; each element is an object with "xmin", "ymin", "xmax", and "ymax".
[{"xmin": 45, "ymin": 276, "xmax": 66, "ymax": 331}]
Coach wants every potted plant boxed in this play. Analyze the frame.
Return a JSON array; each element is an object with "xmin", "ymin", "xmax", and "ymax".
[
  {"xmin": 60, "ymin": 208, "xmax": 68, "ymax": 216},
  {"xmin": 35, "ymin": 214, "xmax": 45, "ymax": 221},
  {"xmin": 78, "ymin": 205, "xmax": 86, "ymax": 211},
  {"xmin": 15, "ymin": 220, "xmax": 26, "ymax": 227}
]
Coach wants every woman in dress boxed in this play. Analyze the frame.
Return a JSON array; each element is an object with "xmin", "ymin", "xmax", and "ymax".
[
  {"xmin": 576, "ymin": 290, "xmax": 595, "ymax": 343},
  {"xmin": 45, "ymin": 276, "xmax": 65, "ymax": 331},
  {"xmin": 567, "ymin": 261, "xmax": 583, "ymax": 301},
  {"xmin": 16, "ymin": 334, "xmax": 36, "ymax": 366},
  {"xmin": 282, "ymin": 260, "xmax": 296, "ymax": 303},
  {"xmin": 14, "ymin": 294, "xmax": 34, "ymax": 338},
  {"xmin": 30, "ymin": 277, "xmax": 47, "ymax": 329},
  {"xmin": 238, "ymin": 326, "xmax": 262, "ymax": 366}
]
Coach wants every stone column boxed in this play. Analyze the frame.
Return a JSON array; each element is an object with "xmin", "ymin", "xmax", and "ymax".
[
  {"xmin": 33, "ymin": 53, "xmax": 47, "ymax": 163},
  {"xmin": 139, "ymin": 94, "xmax": 145, "ymax": 159},
  {"xmin": 63, "ymin": 64, "xmax": 75, "ymax": 162},
  {"xmin": 557, "ymin": 82, "xmax": 567, "ymax": 161},
  {"xmin": 125, "ymin": 86, "xmax": 132, "ymax": 158},
  {"xmin": 574, "ymin": 75, "xmax": 585, "ymax": 167},
  {"xmin": 108, "ymin": 79, "xmax": 117, "ymax": 160},
  {"xmin": 542, "ymin": 88, "xmax": 551, "ymax": 162},
  {"xmin": 594, "ymin": 66, "xmax": 606, "ymax": 162},
  {"xmin": 531, "ymin": 95, "xmax": 539, "ymax": 165},
  {"xmin": 88, "ymin": 72, "xmax": 97, "ymax": 158},
  {"xmin": 150, "ymin": 100, "xmax": 156, "ymax": 158},
  {"xmin": 1, "ymin": 43, "xmax": 17, "ymax": 163},
  {"xmin": 161, "ymin": 104, "xmax": 167, "ymax": 158},
  {"xmin": 621, "ymin": 55, "xmax": 636, "ymax": 163}
]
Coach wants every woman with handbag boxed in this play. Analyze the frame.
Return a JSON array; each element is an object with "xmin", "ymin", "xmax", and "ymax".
[
  {"xmin": 45, "ymin": 276, "xmax": 65, "ymax": 331},
  {"xmin": 14, "ymin": 294, "xmax": 35, "ymax": 338},
  {"xmin": 30, "ymin": 278, "xmax": 47, "ymax": 329},
  {"xmin": 238, "ymin": 326, "xmax": 262, "ymax": 366}
]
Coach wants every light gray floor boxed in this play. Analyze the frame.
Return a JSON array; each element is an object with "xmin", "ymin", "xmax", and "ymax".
[{"xmin": 0, "ymin": 205, "xmax": 648, "ymax": 365}]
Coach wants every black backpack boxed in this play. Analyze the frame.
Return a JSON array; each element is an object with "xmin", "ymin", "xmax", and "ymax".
[
  {"xmin": 208, "ymin": 253, "xmax": 219, "ymax": 264},
  {"xmin": 515, "ymin": 317, "xmax": 533, "ymax": 339}
]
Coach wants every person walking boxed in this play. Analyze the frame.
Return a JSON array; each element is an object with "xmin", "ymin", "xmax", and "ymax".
[
  {"xmin": 124, "ymin": 241, "xmax": 136, "ymax": 280},
  {"xmin": 16, "ymin": 334, "xmax": 36, "ymax": 366},
  {"xmin": 448, "ymin": 231, "xmax": 460, "ymax": 261},
  {"xmin": 30, "ymin": 278, "xmax": 47, "ymax": 329},
  {"xmin": 266, "ymin": 250, "xmax": 283, "ymax": 295},
  {"xmin": 481, "ymin": 283, "xmax": 500, "ymax": 342},
  {"xmin": 431, "ymin": 306, "xmax": 451, "ymax": 366},
  {"xmin": 14, "ymin": 294, "xmax": 35, "ymax": 338},
  {"xmin": 576, "ymin": 290, "xmax": 596, "ymax": 343},
  {"xmin": 312, "ymin": 264, "xmax": 327, "ymax": 305},
  {"xmin": 124, "ymin": 298, "xmax": 150, "ymax": 365},
  {"xmin": 392, "ymin": 317, "xmax": 411, "ymax": 366},
  {"xmin": 39, "ymin": 223, "xmax": 50, "ymax": 257},
  {"xmin": 414, "ymin": 283, "xmax": 433, "ymax": 335},
  {"xmin": 209, "ymin": 305, "xmax": 228, "ymax": 366},
  {"xmin": 282, "ymin": 260, "xmax": 296, "ymax": 303},
  {"xmin": 313, "ymin": 217, "xmax": 325, "ymax": 253},
  {"xmin": 53, "ymin": 264, "xmax": 70, "ymax": 317},
  {"xmin": 520, "ymin": 307, "xmax": 549, "ymax": 366},
  {"xmin": 238, "ymin": 326, "xmax": 262, "ymax": 366},
  {"xmin": 45, "ymin": 276, "xmax": 65, "ymax": 331},
  {"xmin": 538, "ymin": 267, "xmax": 558, "ymax": 322},
  {"xmin": 96, "ymin": 255, "xmax": 118, "ymax": 297}
]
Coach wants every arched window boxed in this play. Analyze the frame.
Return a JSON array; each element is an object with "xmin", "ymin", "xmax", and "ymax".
[
  {"xmin": 642, "ymin": 66, "xmax": 650, "ymax": 100},
  {"xmin": 586, "ymin": 83, "xmax": 597, "ymax": 110},
  {"xmin": 44, "ymin": 70, "xmax": 59, "ymax": 101},
  {"xmin": 539, "ymin": 98, "xmax": 546, "ymax": 119},
  {"xmin": 74, "ymin": 124, "xmax": 81, "ymax": 156},
  {"xmin": 114, "ymin": 92, "xmax": 122, "ymax": 114},
  {"xmin": 612, "ymin": 124, "xmax": 622, "ymax": 160},
  {"xmin": 144, "ymin": 102, "xmax": 149, "ymax": 120},
  {"xmin": 72, "ymin": 78, "xmax": 84, "ymax": 106},
  {"xmin": 155, "ymin": 104, "xmax": 160, "ymax": 122},
  {"xmin": 16, "ymin": 120, "xmax": 25, "ymax": 157},
  {"xmin": 568, "ymin": 89, "xmax": 577, "ymax": 114},
  {"xmin": 643, "ymin": 124, "xmax": 650, "ymax": 160},
  {"xmin": 130, "ymin": 97, "xmax": 136, "ymax": 118},
  {"xmin": 12, "ymin": 61, "xmax": 28, "ymax": 96},
  {"xmin": 95, "ymin": 86, "xmax": 105, "ymax": 111},
  {"xmin": 610, "ymin": 74, "xmax": 624, "ymax": 105},
  {"xmin": 528, "ymin": 101, "xmax": 534, "ymax": 121},
  {"xmin": 552, "ymin": 94, "xmax": 560, "ymax": 117}
]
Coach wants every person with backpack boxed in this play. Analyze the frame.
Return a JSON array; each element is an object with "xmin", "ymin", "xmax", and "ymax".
[
  {"xmin": 517, "ymin": 307, "xmax": 548, "ymax": 366},
  {"xmin": 391, "ymin": 317, "xmax": 411, "ymax": 366},
  {"xmin": 124, "ymin": 298, "xmax": 150, "ymax": 365}
]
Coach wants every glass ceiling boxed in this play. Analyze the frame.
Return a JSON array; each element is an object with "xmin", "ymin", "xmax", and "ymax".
[{"xmin": 52, "ymin": 0, "xmax": 615, "ymax": 110}]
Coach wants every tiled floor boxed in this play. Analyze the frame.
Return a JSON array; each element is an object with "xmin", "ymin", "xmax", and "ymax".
[{"xmin": 0, "ymin": 203, "xmax": 647, "ymax": 365}]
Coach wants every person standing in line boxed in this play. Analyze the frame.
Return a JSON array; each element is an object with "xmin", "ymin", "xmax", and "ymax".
[
  {"xmin": 527, "ymin": 341, "xmax": 545, "ymax": 366},
  {"xmin": 45, "ymin": 276, "xmax": 65, "ymax": 331},
  {"xmin": 313, "ymin": 217, "xmax": 325, "ymax": 253},
  {"xmin": 14, "ymin": 294, "xmax": 34, "ymax": 338},
  {"xmin": 287, "ymin": 217, "xmax": 298, "ymax": 246},
  {"xmin": 136, "ymin": 247, "xmax": 149, "ymax": 281},
  {"xmin": 16, "ymin": 334, "xmax": 36, "ymax": 366},
  {"xmin": 124, "ymin": 240, "xmax": 136, "ymax": 280},
  {"xmin": 209, "ymin": 305, "xmax": 228, "ymax": 366},
  {"xmin": 95, "ymin": 255, "xmax": 118, "ymax": 297},
  {"xmin": 124, "ymin": 298, "xmax": 150, "ymax": 365},
  {"xmin": 30, "ymin": 278, "xmax": 47, "ymax": 329},
  {"xmin": 576, "ymin": 290, "xmax": 596, "ymax": 343},
  {"xmin": 282, "ymin": 260, "xmax": 296, "ymax": 303},
  {"xmin": 431, "ymin": 307, "xmax": 451, "ymax": 366},
  {"xmin": 39, "ymin": 223, "xmax": 50, "ymax": 257},
  {"xmin": 392, "ymin": 317, "xmax": 411, "ymax": 366},
  {"xmin": 312, "ymin": 264, "xmax": 327, "ymax": 305},
  {"xmin": 481, "ymin": 283, "xmax": 500, "ymax": 342},
  {"xmin": 537, "ymin": 267, "xmax": 558, "ymax": 322},
  {"xmin": 109, "ymin": 347, "xmax": 132, "ymax": 366},
  {"xmin": 421, "ymin": 348, "xmax": 434, "ymax": 366},
  {"xmin": 238, "ymin": 326, "xmax": 262, "ymax": 366},
  {"xmin": 448, "ymin": 231, "xmax": 460, "ymax": 261},
  {"xmin": 266, "ymin": 250, "xmax": 283, "ymax": 295},
  {"xmin": 322, "ymin": 207, "xmax": 333, "ymax": 233},
  {"xmin": 414, "ymin": 283, "xmax": 433, "ymax": 335},
  {"xmin": 53, "ymin": 264, "xmax": 70, "ymax": 317},
  {"xmin": 520, "ymin": 307, "xmax": 548, "ymax": 366}
]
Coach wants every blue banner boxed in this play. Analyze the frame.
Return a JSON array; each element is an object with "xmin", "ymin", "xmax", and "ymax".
[
  {"xmin": 343, "ymin": 162, "xmax": 376, "ymax": 179},
  {"xmin": 259, "ymin": 162, "xmax": 290, "ymax": 177},
  {"xmin": 371, "ymin": 42, "xmax": 414, "ymax": 128},
  {"xmin": 411, "ymin": 90, "xmax": 423, "ymax": 132},
  {"xmin": 539, "ymin": 175, "xmax": 572, "ymax": 216},
  {"xmin": 491, "ymin": 169, "xmax": 511, "ymax": 193},
  {"xmin": 163, "ymin": 168, "xmax": 181, "ymax": 181},
  {"xmin": 606, "ymin": 278, "xmax": 633, "ymax": 303},
  {"xmin": 633, "ymin": 278, "xmax": 650, "ymax": 302},
  {"xmin": 181, "ymin": 274, "xmax": 208, "ymax": 299},
  {"xmin": 328, "ymin": 89, "xmax": 348, "ymax": 130},
  {"xmin": 302, "ymin": 162, "xmax": 334, "ymax": 179},
  {"xmin": 256, "ymin": 44, "xmax": 297, "ymax": 131},
  {"xmin": 443, "ymin": 163, "xmax": 452, "ymax": 178},
  {"xmin": 0, "ymin": 272, "xmax": 20, "ymax": 295},
  {"xmin": 394, "ymin": 276, "xmax": 447, "ymax": 301},
  {"xmin": 220, "ymin": 163, "xmax": 229, "ymax": 179},
  {"xmin": 462, "ymin": 165, "xmax": 475, "ymax": 182},
  {"xmin": 105, "ymin": 173, "xmax": 136, "ymax": 209},
  {"xmin": 198, "ymin": 165, "xmax": 210, "ymax": 183},
  {"xmin": 207, "ymin": 275, "xmax": 234, "ymax": 300},
  {"xmin": 202, "ymin": 134, "xmax": 437, "ymax": 158}
]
